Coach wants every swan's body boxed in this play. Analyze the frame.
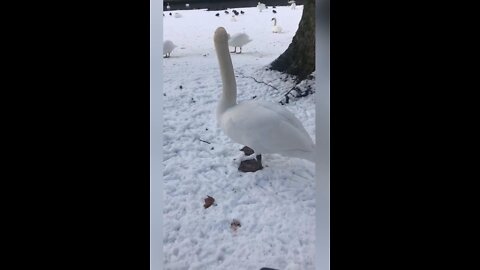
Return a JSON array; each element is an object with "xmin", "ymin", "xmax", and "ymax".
[
  {"xmin": 228, "ymin": 33, "xmax": 252, "ymax": 53},
  {"xmin": 272, "ymin": 18, "xmax": 283, "ymax": 33},
  {"xmin": 166, "ymin": 3, "xmax": 170, "ymax": 10},
  {"xmin": 163, "ymin": 40, "xmax": 177, "ymax": 58},
  {"xmin": 219, "ymin": 100, "xmax": 315, "ymax": 162},
  {"xmin": 185, "ymin": 3, "xmax": 189, "ymax": 7},
  {"xmin": 214, "ymin": 27, "xmax": 315, "ymax": 164},
  {"xmin": 257, "ymin": 2, "xmax": 266, "ymax": 12},
  {"xmin": 174, "ymin": 12, "xmax": 182, "ymax": 18}
]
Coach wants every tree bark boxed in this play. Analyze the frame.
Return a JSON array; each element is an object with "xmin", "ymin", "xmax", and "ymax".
[{"xmin": 270, "ymin": 0, "xmax": 315, "ymax": 82}]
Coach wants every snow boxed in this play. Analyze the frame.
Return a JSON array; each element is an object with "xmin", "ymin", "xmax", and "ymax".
[{"xmin": 162, "ymin": 5, "xmax": 315, "ymax": 270}]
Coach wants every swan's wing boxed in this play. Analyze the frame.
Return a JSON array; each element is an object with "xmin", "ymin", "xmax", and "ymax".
[
  {"xmin": 243, "ymin": 37, "xmax": 252, "ymax": 44},
  {"xmin": 229, "ymin": 34, "xmax": 252, "ymax": 46},
  {"xmin": 230, "ymin": 33, "xmax": 242, "ymax": 39},
  {"xmin": 252, "ymin": 101, "xmax": 310, "ymax": 133},
  {"xmin": 228, "ymin": 34, "xmax": 241, "ymax": 45},
  {"xmin": 240, "ymin": 34, "xmax": 252, "ymax": 44},
  {"xmin": 220, "ymin": 101, "xmax": 314, "ymax": 154}
]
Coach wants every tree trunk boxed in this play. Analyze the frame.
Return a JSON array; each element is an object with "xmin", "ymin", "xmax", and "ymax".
[{"xmin": 270, "ymin": 0, "xmax": 315, "ymax": 82}]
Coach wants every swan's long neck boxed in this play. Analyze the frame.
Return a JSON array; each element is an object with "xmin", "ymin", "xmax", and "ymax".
[{"xmin": 214, "ymin": 28, "xmax": 237, "ymax": 116}]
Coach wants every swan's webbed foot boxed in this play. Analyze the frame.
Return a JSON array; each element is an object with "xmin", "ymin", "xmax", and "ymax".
[
  {"xmin": 256, "ymin": 154, "xmax": 263, "ymax": 169},
  {"xmin": 238, "ymin": 147, "xmax": 263, "ymax": 172},
  {"xmin": 238, "ymin": 158, "xmax": 263, "ymax": 172},
  {"xmin": 240, "ymin": 146, "xmax": 254, "ymax": 156}
]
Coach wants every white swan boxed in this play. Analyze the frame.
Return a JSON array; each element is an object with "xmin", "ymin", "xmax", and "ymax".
[
  {"xmin": 214, "ymin": 27, "xmax": 315, "ymax": 168},
  {"xmin": 163, "ymin": 40, "xmax": 177, "ymax": 58},
  {"xmin": 228, "ymin": 33, "xmax": 252, "ymax": 54},
  {"xmin": 257, "ymin": 2, "xmax": 266, "ymax": 12},
  {"xmin": 166, "ymin": 3, "xmax": 170, "ymax": 10},
  {"xmin": 271, "ymin": 18, "xmax": 282, "ymax": 33}
]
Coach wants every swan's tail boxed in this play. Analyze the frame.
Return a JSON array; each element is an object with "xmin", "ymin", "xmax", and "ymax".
[
  {"xmin": 302, "ymin": 150, "xmax": 316, "ymax": 163},
  {"xmin": 284, "ymin": 147, "xmax": 316, "ymax": 163},
  {"xmin": 299, "ymin": 142, "xmax": 316, "ymax": 163}
]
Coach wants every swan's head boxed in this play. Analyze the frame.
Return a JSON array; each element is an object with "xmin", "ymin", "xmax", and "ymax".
[{"xmin": 214, "ymin": 27, "xmax": 229, "ymax": 44}]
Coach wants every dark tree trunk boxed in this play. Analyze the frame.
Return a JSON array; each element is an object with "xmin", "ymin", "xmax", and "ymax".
[{"xmin": 270, "ymin": 0, "xmax": 315, "ymax": 82}]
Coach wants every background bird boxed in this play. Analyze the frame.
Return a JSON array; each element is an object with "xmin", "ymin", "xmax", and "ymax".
[{"xmin": 163, "ymin": 40, "xmax": 177, "ymax": 58}]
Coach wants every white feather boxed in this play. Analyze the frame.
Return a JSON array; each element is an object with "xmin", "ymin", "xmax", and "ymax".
[
  {"xmin": 163, "ymin": 40, "xmax": 177, "ymax": 55},
  {"xmin": 272, "ymin": 18, "xmax": 283, "ymax": 33},
  {"xmin": 228, "ymin": 33, "xmax": 252, "ymax": 48}
]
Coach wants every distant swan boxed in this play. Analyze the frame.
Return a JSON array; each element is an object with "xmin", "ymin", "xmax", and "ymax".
[
  {"xmin": 228, "ymin": 33, "xmax": 252, "ymax": 54},
  {"xmin": 163, "ymin": 40, "xmax": 177, "ymax": 58},
  {"xmin": 289, "ymin": 1, "xmax": 297, "ymax": 9},
  {"xmin": 214, "ymin": 27, "xmax": 315, "ymax": 169},
  {"xmin": 257, "ymin": 2, "xmax": 266, "ymax": 12},
  {"xmin": 271, "ymin": 18, "xmax": 282, "ymax": 33}
]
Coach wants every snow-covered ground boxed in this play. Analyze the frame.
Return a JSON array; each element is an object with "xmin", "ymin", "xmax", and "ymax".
[{"xmin": 162, "ymin": 5, "xmax": 315, "ymax": 270}]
